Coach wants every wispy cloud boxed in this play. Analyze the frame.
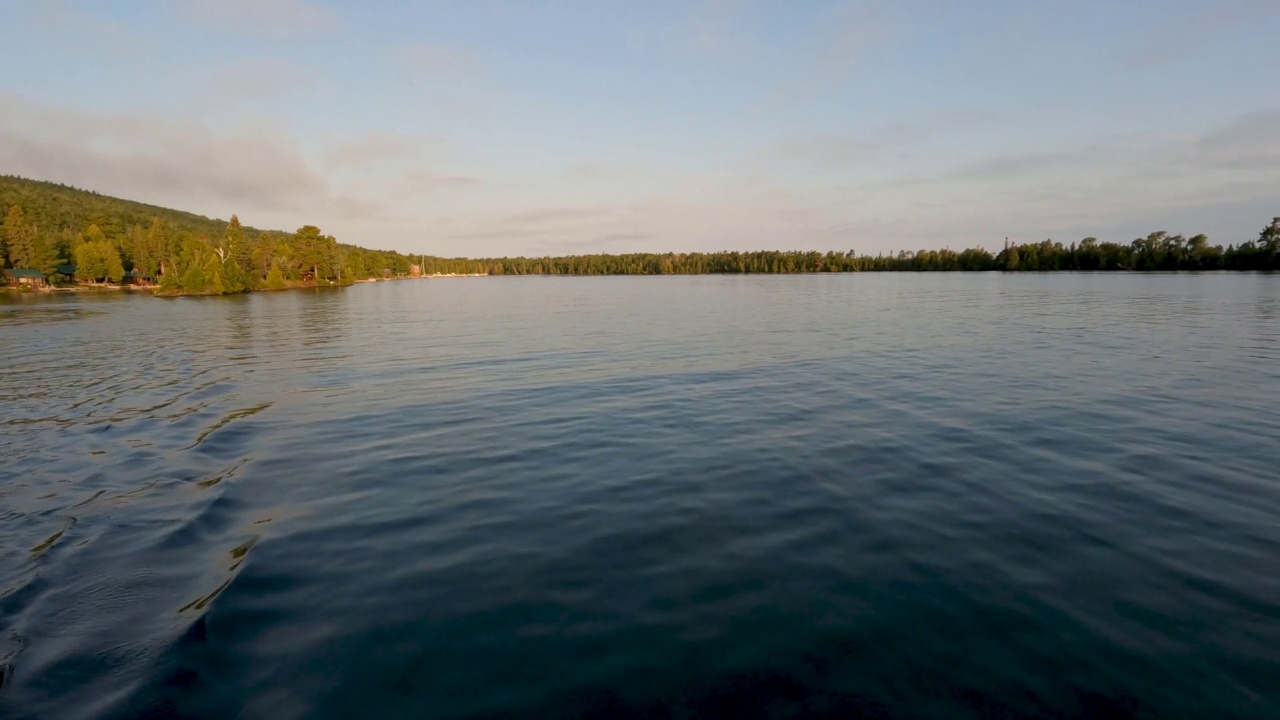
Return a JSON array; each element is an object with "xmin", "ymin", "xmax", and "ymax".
[
  {"xmin": 770, "ymin": 122, "xmax": 925, "ymax": 169},
  {"xmin": 816, "ymin": 1, "xmax": 900, "ymax": 71},
  {"xmin": 401, "ymin": 170, "xmax": 480, "ymax": 193},
  {"xmin": 683, "ymin": 0, "xmax": 754, "ymax": 55},
  {"xmin": 594, "ymin": 232, "xmax": 656, "ymax": 245},
  {"xmin": 389, "ymin": 42, "xmax": 493, "ymax": 115},
  {"xmin": 838, "ymin": 110, "xmax": 1280, "ymax": 247},
  {"xmin": 179, "ymin": 0, "xmax": 339, "ymax": 37},
  {"xmin": 1120, "ymin": 0, "xmax": 1280, "ymax": 69},
  {"xmin": 1190, "ymin": 110, "xmax": 1280, "ymax": 169},
  {"xmin": 447, "ymin": 206, "xmax": 623, "ymax": 246},
  {"xmin": 501, "ymin": 207, "xmax": 614, "ymax": 225},
  {"xmin": 323, "ymin": 133, "xmax": 434, "ymax": 170},
  {"xmin": 0, "ymin": 94, "xmax": 330, "ymax": 216},
  {"xmin": 207, "ymin": 58, "xmax": 316, "ymax": 103},
  {"xmin": 35, "ymin": 0, "xmax": 147, "ymax": 60},
  {"xmin": 396, "ymin": 43, "xmax": 482, "ymax": 74},
  {"xmin": 948, "ymin": 111, "xmax": 1280, "ymax": 184},
  {"xmin": 761, "ymin": 1, "xmax": 906, "ymax": 109}
]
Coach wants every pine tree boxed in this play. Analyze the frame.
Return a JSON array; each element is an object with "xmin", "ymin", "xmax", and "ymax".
[
  {"xmin": 147, "ymin": 218, "xmax": 170, "ymax": 278},
  {"xmin": 31, "ymin": 232, "xmax": 61, "ymax": 276},
  {"xmin": 73, "ymin": 241, "xmax": 124, "ymax": 282},
  {"xmin": 226, "ymin": 215, "xmax": 255, "ymax": 286},
  {"xmin": 1260, "ymin": 219, "xmax": 1280, "ymax": 267},
  {"xmin": 265, "ymin": 265, "xmax": 287, "ymax": 289},
  {"xmin": 73, "ymin": 241, "xmax": 104, "ymax": 282},
  {"xmin": 83, "ymin": 223, "xmax": 107, "ymax": 247},
  {"xmin": 4, "ymin": 205, "xmax": 37, "ymax": 269},
  {"xmin": 294, "ymin": 225, "xmax": 324, "ymax": 280}
]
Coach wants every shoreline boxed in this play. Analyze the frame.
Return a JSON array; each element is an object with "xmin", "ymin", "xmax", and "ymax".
[{"xmin": 6, "ymin": 268, "xmax": 1276, "ymax": 299}]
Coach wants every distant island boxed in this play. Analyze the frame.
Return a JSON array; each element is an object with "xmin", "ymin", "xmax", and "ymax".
[{"xmin": 2, "ymin": 176, "xmax": 1277, "ymax": 295}]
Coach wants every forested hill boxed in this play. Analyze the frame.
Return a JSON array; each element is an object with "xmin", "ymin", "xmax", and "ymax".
[
  {"xmin": 0, "ymin": 175, "xmax": 428, "ymax": 293},
  {"xmin": 0, "ymin": 176, "xmax": 235, "ymax": 242}
]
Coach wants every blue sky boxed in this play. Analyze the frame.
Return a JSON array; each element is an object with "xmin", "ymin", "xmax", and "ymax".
[{"xmin": 2, "ymin": 0, "xmax": 1278, "ymax": 257}]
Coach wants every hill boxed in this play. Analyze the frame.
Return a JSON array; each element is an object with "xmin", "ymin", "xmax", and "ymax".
[
  {"xmin": 0, "ymin": 176, "xmax": 460, "ymax": 293},
  {"xmin": 0, "ymin": 176, "xmax": 238, "ymax": 244}
]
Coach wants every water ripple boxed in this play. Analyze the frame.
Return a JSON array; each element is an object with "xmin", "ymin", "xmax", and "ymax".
[{"xmin": 1, "ymin": 275, "xmax": 1278, "ymax": 719}]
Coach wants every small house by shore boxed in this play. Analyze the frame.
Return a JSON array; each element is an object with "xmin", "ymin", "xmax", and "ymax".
[
  {"xmin": 3, "ymin": 268, "xmax": 49, "ymax": 288},
  {"xmin": 122, "ymin": 269, "xmax": 154, "ymax": 286}
]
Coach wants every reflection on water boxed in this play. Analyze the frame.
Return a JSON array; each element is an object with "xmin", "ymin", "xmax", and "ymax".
[{"xmin": 1, "ymin": 275, "xmax": 1279, "ymax": 719}]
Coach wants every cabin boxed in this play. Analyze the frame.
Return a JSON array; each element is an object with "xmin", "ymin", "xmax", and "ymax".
[
  {"xmin": 122, "ymin": 269, "xmax": 154, "ymax": 286},
  {"xmin": 53, "ymin": 264, "xmax": 77, "ymax": 284},
  {"xmin": 410, "ymin": 264, "xmax": 422, "ymax": 278},
  {"xmin": 300, "ymin": 269, "xmax": 316, "ymax": 282},
  {"xmin": 3, "ymin": 268, "xmax": 49, "ymax": 288}
]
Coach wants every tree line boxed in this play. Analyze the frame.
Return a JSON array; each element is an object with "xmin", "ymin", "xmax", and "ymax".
[
  {"xmin": 3, "ymin": 177, "xmax": 1278, "ymax": 295},
  {"xmin": 0, "ymin": 203, "xmax": 421, "ymax": 293},
  {"xmin": 475, "ymin": 226, "xmax": 1279, "ymax": 275}
]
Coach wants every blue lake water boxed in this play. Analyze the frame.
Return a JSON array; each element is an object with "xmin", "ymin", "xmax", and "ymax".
[{"xmin": 1, "ymin": 274, "xmax": 1278, "ymax": 719}]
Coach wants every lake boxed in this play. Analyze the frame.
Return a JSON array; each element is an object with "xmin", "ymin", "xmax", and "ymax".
[{"xmin": 1, "ymin": 274, "xmax": 1278, "ymax": 719}]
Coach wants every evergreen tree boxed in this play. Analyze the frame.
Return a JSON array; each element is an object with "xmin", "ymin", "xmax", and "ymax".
[
  {"xmin": 225, "ymin": 214, "xmax": 254, "ymax": 289},
  {"xmin": 83, "ymin": 223, "xmax": 107, "ymax": 247},
  {"xmin": 1259, "ymin": 219, "xmax": 1280, "ymax": 266},
  {"xmin": 294, "ymin": 225, "xmax": 325, "ymax": 280},
  {"xmin": 73, "ymin": 241, "xmax": 124, "ymax": 282},
  {"xmin": 265, "ymin": 265, "xmax": 287, "ymax": 289},
  {"xmin": 147, "ymin": 218, "xmax": 170, "ymax": 278},
  {"xmin": 4, "ymin": 204, "xmax": 36, "ymax": 268}
]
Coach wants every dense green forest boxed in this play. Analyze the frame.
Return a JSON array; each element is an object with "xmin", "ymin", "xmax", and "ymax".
[
  {"xmin": 0, "ymin": 177, "xmax": 421, "ymax": 293},
  {"xmin": 3, "ymin": 176, "xmax": 1278, "ymax": 295}
]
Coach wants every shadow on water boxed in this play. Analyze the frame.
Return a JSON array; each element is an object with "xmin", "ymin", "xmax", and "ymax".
[{"xmin": 0, "ymin": 305, "xmax": 109, "ymax": 326}]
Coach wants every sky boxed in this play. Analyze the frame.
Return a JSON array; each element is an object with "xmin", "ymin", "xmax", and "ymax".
[{"xmin": 2, "ymin": 0, "xmax": 1279, "ymax": 257}]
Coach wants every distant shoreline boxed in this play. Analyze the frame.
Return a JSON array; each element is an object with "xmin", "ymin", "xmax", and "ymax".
[
  {"xmin": 5, "ymin": 177, "xmax": 1278, "ymax": 296},
  {"xmin": 10, "ymin": 268, "xmax": 1280, "ymax": 300}
]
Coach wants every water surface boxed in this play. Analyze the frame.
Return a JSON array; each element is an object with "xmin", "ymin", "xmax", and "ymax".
[{"xmin": 2, "ymin": 274, "xmax": 1278, "ymax": 719}]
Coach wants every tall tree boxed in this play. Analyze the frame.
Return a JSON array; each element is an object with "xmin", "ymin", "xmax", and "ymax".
[
  {"xmin": 74, "ymin": 241, "xmax": 124, "ymax": 282},
  {"xmin": 1259, "ymin": 219, "xmax": 1280, "ymax": 267},
  {"xmin": 295, "ymin": 225, "xmax": 326, "ymax": 280},
  {"xmin": 83, "ymin": 223, "xmax": 107, "ymax": 247},
  {"xmin": 4, "ymin": 205, "xmax": 36, "ymax": 268},
  {"xmin": 146, "ymin": 218, "xmax": 170, "ymax": 278}
]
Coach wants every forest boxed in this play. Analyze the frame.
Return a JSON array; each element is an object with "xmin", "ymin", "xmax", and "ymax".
[
  {"xmin": 0, "ymin": 177, "xmax": 422, "ymax": 294},
  {"xmin": 3, "ymin": 176, "xmax": 1278, "ymax": 295}
]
